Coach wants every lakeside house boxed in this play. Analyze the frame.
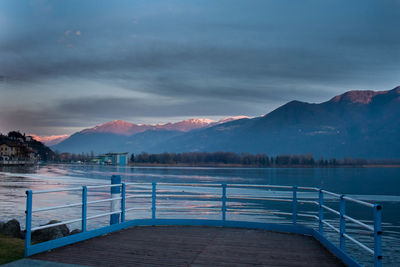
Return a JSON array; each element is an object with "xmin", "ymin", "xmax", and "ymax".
[{"xmin": 0, "ymin": 134, "xmax": 38, "ymax": 165}]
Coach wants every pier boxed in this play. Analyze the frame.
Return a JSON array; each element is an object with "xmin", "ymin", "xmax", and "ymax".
[
  {"xmin": 22, "ymin": 179, "xmax": 383, "ymax": 267},
  {"xmin": 31, "ymin": 225, "xmax": 344, "ymax": 266}
]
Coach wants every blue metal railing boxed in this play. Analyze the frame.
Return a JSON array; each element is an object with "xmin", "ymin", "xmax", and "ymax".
[{"xmin": 24, "ymin": 181, "xmax": 382, "ymax": 267}]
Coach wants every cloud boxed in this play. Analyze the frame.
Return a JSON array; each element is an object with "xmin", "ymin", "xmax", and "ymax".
[
  {"xmin": 1, "ymin": 0, "xmax": 400, "ymax": 135},
  {"xmin": 1, "ymin": 39, "xmax": 396, "ymax": 91},
  {"xmin": 1, "ymin": 0, "xmax": 399, "ymax": 98},
  {"xmin": 0, "ymin": 95, "xmax": 257, "ymax": 134}
]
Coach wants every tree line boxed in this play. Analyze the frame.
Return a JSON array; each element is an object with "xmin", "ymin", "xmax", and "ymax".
[
  {"xmin": 130, "ymin": 152, "xmax": 371, "ymax": 167},
  {"xmin": 53, "ymin": 151, "xmax": 95, "ymax": 163},
  {"xmin": 50, "ymin": 150, "xmax": 397, "ymax": 166}
]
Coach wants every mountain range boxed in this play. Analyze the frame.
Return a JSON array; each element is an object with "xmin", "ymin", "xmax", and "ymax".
[
  {"xmin": 50, "ymin": 86, "xmax": 400, "ymax": 159},
  {"xmin": 32, "ymin": 117, "xmax": 248, "ymax": 146},
  {"xmin": 50, "ymin": 117, "xmax": 249, "ymax": 153}
]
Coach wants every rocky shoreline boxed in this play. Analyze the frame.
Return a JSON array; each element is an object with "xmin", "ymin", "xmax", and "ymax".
[{"xmin": 0, "ymin": 219, "xmax": 81, "ymax": 243}]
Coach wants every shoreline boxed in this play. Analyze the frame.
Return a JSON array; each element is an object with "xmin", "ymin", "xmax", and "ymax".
[
  {"xmin": 7, "ymin": 162, "xmax": 398, "ymax": 169},
  {"xmin": 129, "ymin": 163, "xmax": 400, "ymax": 168}
]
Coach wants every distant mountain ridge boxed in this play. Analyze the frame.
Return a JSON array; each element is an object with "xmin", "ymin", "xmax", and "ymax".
[
  {"xmin": 34, "ymin": 117, "xmax": 248, "ymax": 145},
  {"xmin": 30, "ymin": 134, "xmax": 70, "ymax": 146},
  {"xmin": 53, "ymin": 86, "xmax": 400, "ymax": 159},
  {"xmin": 79, "ymin": 116, "xmax": 249, "ymax": 136},
  {"xmin": 329, "ymin": 90, "xmax": 387, "ymax": 104},
  {"xmin": 52, "ymin": 116, "xmax": 250, "ymax": 153}
]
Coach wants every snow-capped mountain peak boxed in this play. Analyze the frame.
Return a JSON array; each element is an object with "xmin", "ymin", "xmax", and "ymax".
[{"xmin": 77, "ymin": 117, "xmax": 248, "ymax": 136}]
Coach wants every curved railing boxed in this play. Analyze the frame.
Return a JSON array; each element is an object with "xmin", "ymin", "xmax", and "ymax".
[{"xmin": 24, "ymin": 179, "xmax": 382, "ymax": 267}]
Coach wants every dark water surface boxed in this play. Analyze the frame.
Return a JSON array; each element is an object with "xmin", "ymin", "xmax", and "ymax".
[{"xmin": 0, "ymin": 164, "xmax": 399, "ymax": 266}]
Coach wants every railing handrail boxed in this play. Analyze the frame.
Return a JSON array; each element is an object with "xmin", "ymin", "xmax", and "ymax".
[
  {"xmin": 29, "ymin": 184, "xmax": 374, "ymax": 208},
  {"xmin": 25, "ymin": 181, "xmax": 382, "ymax": 267},
  {"xmin": 32, "ymin": 187, "xmax": 82, "ymax": 194}
]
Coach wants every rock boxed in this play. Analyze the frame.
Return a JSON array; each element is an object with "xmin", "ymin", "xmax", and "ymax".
[
  {"xmin": 31, "ymin": 220, "xmax": 70, "ymax": 243},
  {"xmin": 1, "ymin": 219, "xmax": 22, "ymax": 238},
  {"xmin": 70, "ymin": 229, "xmax": 82, "ymax": 235},
  {"xmin": 47, "ymin": 220, "xmax": 70, "ymax": 236},
  {"xmin": 0, "ymin": 221, "xmax": 4, "ymax": 232}
]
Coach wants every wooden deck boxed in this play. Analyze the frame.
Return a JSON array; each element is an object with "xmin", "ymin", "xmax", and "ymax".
[{"xmin": 32, "ymin": 226, "xmax": 344, "ymax": 267}]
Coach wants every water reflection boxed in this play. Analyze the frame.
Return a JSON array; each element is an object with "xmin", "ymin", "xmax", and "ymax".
[{"xmin": 1, "ymin": 164, "xmax": 400, "ymax": 266}]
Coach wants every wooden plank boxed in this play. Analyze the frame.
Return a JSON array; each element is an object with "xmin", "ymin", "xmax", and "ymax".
[{"xmin": 32, "ymin": 226, "xmax": 344, "ymax": 266}]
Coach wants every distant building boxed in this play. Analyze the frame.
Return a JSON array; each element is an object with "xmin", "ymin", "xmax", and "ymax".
[
  {"xmin": 109, "ymin": 152, "xmax": 128, "ymax": 166},
  {"xmin": 0, "ymin": 132, "xmax": 41, "ymax": 165},
  {"xmin": 0, "ymin": 141, "xmax": 36, "ymax": 162},
  {"xmin": 95, "ymin": 154, "xmax": 112, "ymax": 165},
  {"xmin": 96, "ymin": 152, "xmax": 129, "ymax": 166},
  {"xmin": 0, "ymin": 142, "xmax": 21, "ymax": 160},
  {"xmin": 0, "ymin": 143, "xmax": 11, "ymax": 160}
]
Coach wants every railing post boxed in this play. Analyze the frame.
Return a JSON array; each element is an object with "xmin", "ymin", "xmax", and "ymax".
[
  {"xmin": 340, "ymin": 195, "xmax": 346, "ymax": 251},
  {"xmin": 373, "ymin": 204, "xmax": 383, "ymax": 267},
  {"xmin": 110, "ymin": 175, "xmax": 121, "ymax": 225},
  {"xmin": 82, "ymin": 186, "xmax": 87, "ymax": 232},
  {"xmin": 152, "ymin": 182, "xmax": 157, "ymax": 220},
  {"xmin": 222, "ymin": 183, "xmax": 227, "ymax": 222},
  {"xmin": 292, "ymin": 186, "xmax": 297, "ymax": 224},
  {"xmin": 318, "ymin": 189, "xmax": 324, "ymax": 235},
  {"xmin": 24, "ymin": 190, "xmax": 32, "ymax": 257},
  {"xmin": 121, "ymin": 183, "xmax": 126, "ymax": 223}
]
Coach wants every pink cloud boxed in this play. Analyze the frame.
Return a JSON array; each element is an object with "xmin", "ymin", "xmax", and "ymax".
[{"xmin": 30, "ymin": 134, "xmax": 70, "ymax": 146}]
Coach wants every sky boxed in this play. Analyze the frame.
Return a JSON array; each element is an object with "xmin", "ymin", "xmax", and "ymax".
[{"xmin": 0, "ymin": 0, "xmax": 400, "ymax": 136}]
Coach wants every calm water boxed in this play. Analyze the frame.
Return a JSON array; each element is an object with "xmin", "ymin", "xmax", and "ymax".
[{"xmin": 0, "ymin": 164, "xmax": 399, "ymax": 266}]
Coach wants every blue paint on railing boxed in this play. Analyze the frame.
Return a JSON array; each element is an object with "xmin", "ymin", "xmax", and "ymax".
[
  {"xmin": 24, "ymin": 181, "xmax": 383, "ymax": 267},
  {"xmin": 313, "ymin": 229, "xmax": 361, "ymax": 267},
  {"xmin": 292, "ymin": 185, "xmax": 297, "ymax": 225},
  {"xmin": 222, "ymin": 183, "xmax": 227, "ymax": 222},
  {"xmin": 340, "ymin": 195, "xmax": 346, "ymax": 251},
  {"xmin": 110, "ymin": 175, "xmax": 121, "ymax": 224},
  {"xmin": 151, "ymin": 182, "xmax": 156, "ymax": 220},
  {"xmin": 373, "ymin": 204, "xmax": 383, "ymax": 267},
  {"xmin": 24, "ymin": 190, "xmax": 32, "ymax": 258},
  {"xmin": 82, "ymin": 186, "xmax": 87, "ymax": 232},
  {"xmin": 318, "ymin": 189, "xmax": 324, "ymax": 235},
  {"xmin": 121, "ymin": 183, "xmax": 126, "ymax": 223}
]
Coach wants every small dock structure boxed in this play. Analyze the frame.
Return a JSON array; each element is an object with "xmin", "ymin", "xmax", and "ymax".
[
  {"xmin": 96, "ymin": 152, "xmax": 128, "ymax": 166},
  {"xmin": 23, "ymin": 179, "xmax": 383, "ymax": 267},
  {"xmin": 31, "ymin": 225, "xmax": 344, "ymax": 266}
]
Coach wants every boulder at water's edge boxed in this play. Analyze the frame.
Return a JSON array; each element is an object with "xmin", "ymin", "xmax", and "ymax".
[
  {"xmin": 0, "ymin": 219, "xmax": 22, "ymax": 238},
  {"xmin": 31, "ymin": 220, "xmax": 70, "ymax": 243}
]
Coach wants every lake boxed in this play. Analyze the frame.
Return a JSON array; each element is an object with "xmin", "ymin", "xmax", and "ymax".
[{"xmin": 0, "ymin": 164, "xmax": 399, "ymax": 266}]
